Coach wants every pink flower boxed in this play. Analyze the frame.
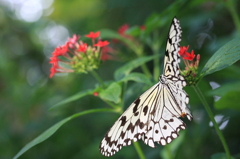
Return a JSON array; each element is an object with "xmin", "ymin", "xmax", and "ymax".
[{"xmin": 67, "ymin": 34, "xmax": 80, "ymax": 48}]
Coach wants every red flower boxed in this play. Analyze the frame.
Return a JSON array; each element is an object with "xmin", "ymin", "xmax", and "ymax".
[
  {"xmin": 49, "ymin": 32, "xmax": 110, "ymax": 78},
  {"xmin": 49, "ymin": 56, "xmax": 60, "ymax": 78},
  {"xmin": 85, "ymin": 31, "xmax": 100, "ymax": 39},
  {"xmin": 101, "ymin": 46, "xmax": 115, "ymax": 61},
  {"xmin": 49, "ymin": 66, "xmax": 59, "ymax": 78},
  {"xmin": 78, "ymin": 43, "xmax": 88, "ymax": 52},
  {"xmin": 179, "ymin": 46, "xmax": 189, "ymax": 56},
  {"xmin": 93, "ymin": 92, "xmax": 99, "ymax": 96},
  {"xmin": 94, "ymin": 40, "xmax": 109, "ymax": 47},
  {"xmin": 178, "ymin": 45, "xmax": 195, "ymax": 61},
  {"xmin": 140, "ymin": 25, "xmax": 146, "ymax": 31},
  {"xmin": 49, "ymin": 56, "xmax": 59, "ymax": 66},
  {"xmin": 117, "ymin": 24, "xmax": 134, "ymax": 41},
  {"xmin": 52, "ymin": 44, "xmax": 68, "ymax": 56},
  {"xmin": 184, "ymin": 50, "xmax": 195, "ymax": 61},
  {"xmin": 118, "ymin": 24, "xmax": 129, "ymax": 35}
]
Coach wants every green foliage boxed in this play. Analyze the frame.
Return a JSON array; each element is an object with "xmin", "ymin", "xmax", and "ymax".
[
  {"xmin": 114, "ymin": 55, "xmax": 159, "ymax": 80},
  {"xmin": 207, "ymin": 81, "xmax": 240, "ymax": 111},
  {"xmin": 50, "ymin": 89, "xmax": 95, "ymax": 110},
  {"xmin": 118, "ymin": 72, "xmax": 152, "ymax": 85},
  {"xmin": 207, "ymin": 81, "xmax": 240, "ymax": 97},
  {"xmin": 201, "ymin": 37, "xmax": 240, "ymax": 77},
  {"xmin": 99, "ymin": 83, "xmax": 121, "ymax": 104},
  {"xmin": 13, "ymin": 108, "xmax": 115, "ymax": 159},
  {"xmin": 215, "ymin": 91, "xmax": 240, "ymax": 111},
  {"xmin": 160, "ymin": 131, "xmax": 186, "ymax": 159},
  {"xmin": 1, "ymin": 0, "xmax": 240, "ymax": 159},
  {"xmin": 211, "ymin": 153, "xmax": 235, "ymax": 159}
]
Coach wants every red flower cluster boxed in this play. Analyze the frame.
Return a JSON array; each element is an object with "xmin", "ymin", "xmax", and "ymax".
[
  {"xmin": 179, "ymin": 45, "xmax": 195, "ymax": 61},
  {"xmin": 178, "ymin": 45, "xmax": 200, "ymax": 86},
  {"xmin": 178, "ymin": 45, "xmax": 200, "ymax": 68},
  {"xmin": 49, "ymin": 31, "xmax": 110, "ymax": 78}
]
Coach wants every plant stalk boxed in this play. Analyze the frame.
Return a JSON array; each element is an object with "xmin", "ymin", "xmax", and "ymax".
[
  {"xmin": 225, "ymin": 0, "xmax": 240, "ymax": 35},
  {"xmin": 133, "ymin": 142, "xmax": 146, "ymax": 159},
  {"xmin": 152, "ymin": 30, "xmax": 161, "ymax": 81},
  {"xmin": 193, "ymin": 85, "xmax": 231, "ymax": 159},
  {"xmin": 141, "ymin": 64, "xmax": 152, "ymax": 78},
  {"xmin": 90, "ymin": 70, "xmax": 106, "ymax": 88}
]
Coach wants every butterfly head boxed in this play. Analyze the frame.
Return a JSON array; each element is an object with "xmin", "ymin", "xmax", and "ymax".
[{"xmin": 159, "ymin": 75, "xmax": 168, "ymax": 84}]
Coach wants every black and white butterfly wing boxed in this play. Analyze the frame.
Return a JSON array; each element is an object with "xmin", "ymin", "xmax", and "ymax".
[
  {"xmin": 100, "ymin": 17, "xmax": 192, "ymax": 157},
  {"xmin": 163, "ymin": 17, "xmax": 182, "ymax": 79},
  {"xmin": 100, "ymin": 83, "xmax": 160, "ymax": 156},
  {"xmin": 141, "ymin": 83, "xmax": 189, "ymax": 148}
]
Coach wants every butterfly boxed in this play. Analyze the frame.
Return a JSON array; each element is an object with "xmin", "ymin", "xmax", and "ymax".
[{"xmin": 99, "ymin": 17, "xmax": 192, "ymax": 157}]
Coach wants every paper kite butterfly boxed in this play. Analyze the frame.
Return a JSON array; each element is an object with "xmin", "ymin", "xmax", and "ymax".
[{"xmin": 100, "ymin": 17, "xmax": 192, "ymax": 157}]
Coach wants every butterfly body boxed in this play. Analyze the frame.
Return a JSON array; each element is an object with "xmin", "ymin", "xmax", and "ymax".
[{"xmin": 100, "ymin": 17, "xmax": 192, "ymax": 157}]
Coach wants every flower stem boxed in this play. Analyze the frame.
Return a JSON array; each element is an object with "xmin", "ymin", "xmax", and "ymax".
[
  {"xmin": 152, "ymin": 30, "xmax": 161, "ymax": 81},
  {"xmin": 90, "ymin": 70, "xmax": 106, "ymax": 88},
  {"xmin": 133, "ymin": 142, "xmax": 146, "ymax": 159},
  {"xmin": 132, "ymin": 44, "xmax": 152, "ymax": 78},
  {"xmin": 141, "ymin": 64, "xmax": 152, "ymax": 78},
  {"xmin": 225, "ymin": 0, "xmax": 240, "ymax": 35},
  {"xmin": 193, "ymin": 85, "xmax": 231, "ymax": 159},
  {"xmin": 102, "ymin": 99, "xmax": 119, "ymax": 109}
]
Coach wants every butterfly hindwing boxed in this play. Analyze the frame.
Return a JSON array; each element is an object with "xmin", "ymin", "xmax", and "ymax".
[{"xmin": 142, "ymin": 85, "xmax": 187, "ymax": 147}]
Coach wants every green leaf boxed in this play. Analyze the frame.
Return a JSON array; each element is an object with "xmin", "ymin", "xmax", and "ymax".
[
  {"xmin": 211, "ymin": 153, "xmax": 235, "ymax": 159},
  {"xmin": 99, "ymin": 83, "xmax": 121, "ymax": 104},
  {"xmin": 201, "ymin": 37, "xmax": 240, "ymax": 77},
  {"xmin": 214, "ymin": 91, "xmax": 240, "ymax": 111},
  {"xmin": 100, "ymin": 29, "xmax": 141, "ymax": 51},
  {"xmin": 114, "ymin": 55, "xmax": 159, "ymax": 81},
  {"xmin": 100, "ymin": 29, "xmax": 134, "ymax": 44},
  {"xmin": 207, "ymin": 81, "xmax": 240, "ymax": 96},
  {"xmin": 49, "ymin": 89, "xmax": 95, "ymax": 110},
  {"xmin": 100, "ymin": 29, "xmax": 123, "ymax": 39},
  {"xmin": 126, "ymin": 26, "xmax": 142, "ymax": 36},
  {"xmin": 118, "ymin": 72, "xmax": 152, "ymax": 86},
  {"xmin": 13, "ymin": 108, "xmax": 114, "ymax": 159},
  {"xmin": 144, "ymin": 0, "xmax": 187, "ymax": 35}
]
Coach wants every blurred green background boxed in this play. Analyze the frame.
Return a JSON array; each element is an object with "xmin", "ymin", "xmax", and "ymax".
[{"xmin": 1, "ymin": 0, "xmax": 240, "ymax": 159}]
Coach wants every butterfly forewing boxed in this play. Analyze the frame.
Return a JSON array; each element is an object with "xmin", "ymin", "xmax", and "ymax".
[
  {"xmin": 100, "ymin": 17, "xmax": 192, "ymax": 157},
  {"xmin": 163, "ymin": 18, "xmax": 182, "ymax": 79}
]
